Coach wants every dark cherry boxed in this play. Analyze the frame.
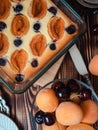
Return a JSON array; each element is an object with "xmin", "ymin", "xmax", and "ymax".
[
  {"xmin": 48, "ymin": 6, "xmax": 57, "ymax": 15},
  {"xmin": 0, "ymin": 58, "xmax": 6, "ymax": 66},
  {"xmin": 0, "ymin": 22, "xmax": 7, "ymax": 31},
  {"xmin": 91, "ymin": 24, "xmax": 98, "ymax": 35},
  {"xmin": 14, "ymin": 38, "xmax": 23, "ymax": 47},
  {"xmin": 78, "ymin": 88, "xmax": 92, "ymax": 101},
  {"xmin": 56, "ymin": 86, "xmax": 70, "ymax": 101},
  {"xmin": 15, "ymin": 74, "xmax": 24, "ymax": 82},
  {"xmin": 43, "ymin": 113, "xmax": 55, "ymax": 126},
  {"xmin": 49, "ymin": 43, "xmax": 56, "ymax": 50},
  {"xmin": 33, "ymin": 22, "xmax": 41, "ymax": 32},
  {"xmin": 35, "ymin": 110, "xmax": 44, "ymax": 124},
  {"xmin": 31, "ymin": 59, "xmax": 38, "ymax": 67},
  {"xmin": 51, "ymin": 81, "xmax": 65, "ymax": 92},
  {"xmin": 14, "ymin": 4, "xmax": 23, "ymax": 13},
  {"xmin": 66, "ymin": 79, "xmax": 80, "ymax": 92},
  {"xmin": 65, "ymin": 25, "xmax": 76, "ymax": 34},
  {"xmin": 52, "ymin": 81, "xmax": 70, "ymax": 101}
]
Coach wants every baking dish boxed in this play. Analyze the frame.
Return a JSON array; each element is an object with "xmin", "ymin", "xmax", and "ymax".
[
  {"xmin": 0, "ymin": 0, "xmax": 86, "ymax": 94},
  {"xmin": 30, "ymin": 78, "xmax": 98, "ymax": 130}
]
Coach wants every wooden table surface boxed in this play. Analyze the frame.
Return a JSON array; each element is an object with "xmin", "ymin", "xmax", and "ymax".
[{"xmin": 0, "ymin": 1, "xmax": 98, "ymax": 130}]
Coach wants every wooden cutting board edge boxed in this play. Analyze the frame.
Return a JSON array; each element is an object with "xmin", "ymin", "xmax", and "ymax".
[{"xmin": 35, "ymin": 55, "xmax": 65, "ymax": 87}]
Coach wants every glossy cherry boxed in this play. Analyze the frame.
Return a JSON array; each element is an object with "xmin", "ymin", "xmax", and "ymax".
[
  {"xmin": 78, "ymin": 88, "xmax": 92, "ymax": 101},
  {"xmin": 15, "ymin": 74, "xmax": 24, "ymax": 82},
  {"xmin": 48, "ymin": 6, "xmax": 57, "ymax": 15},
  {"xmin": 33, "ymin": 22, "xmax": 41, "ymax": 32},
  {"xmin": 31, "ymin": 59, "xmax": 38, "ymax": 67},
  {"xmin": 51, "ymin": 81, "xmax": 65, "ymax": 92},
  {"xmin": 50, "ymin": 43, "xmax": 56, "ymax": 50},
  {"xmin": 0, "ymin": 22, "xmax": 7, "ymax": 31},
  {"xmin": 52, "ymin": 81, "xmax": 70, "ymax": 101},
  {"xmin": 43, "ymin": 112, "xmax": 56, "ymax": 126},
  {"xmin": 35, "ymin": 110, "xmax": 44, "ymax": 124},
  {"xmin": 14, "ymin": 38, "xmax": 23, "ymax": 47},
  {"xmin": 65, "ymin": 25, "xmax": 76, "ymax": 34},
  {"xmin": 66, "ymin": 79, "xmax": 80, "ymax": 92},
  {"xmin": 14, "ymin": 4, "xmax": 23, "ymax": 13},
  {"xmin": 0, "ymin": 58, "xmax": 6, "ymax": 66}
]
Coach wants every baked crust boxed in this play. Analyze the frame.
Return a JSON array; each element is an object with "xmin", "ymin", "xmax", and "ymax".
[{"xmin": 0, "ymin": 0, "xmax": 79, "ymax": 83}]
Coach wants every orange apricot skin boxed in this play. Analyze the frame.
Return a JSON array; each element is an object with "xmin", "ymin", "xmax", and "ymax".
[{"xmin": 80, "ymin": 100, "xmax": 98, "ymax": 124}]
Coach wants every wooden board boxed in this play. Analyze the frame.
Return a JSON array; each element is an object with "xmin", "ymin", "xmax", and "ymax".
[{"xmin": 36, "ymin": 55, "xmax": 65, "ymax": 86}]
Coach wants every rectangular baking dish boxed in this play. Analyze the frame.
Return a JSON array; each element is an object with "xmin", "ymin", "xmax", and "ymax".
[{"xmin": 0, "ymin": 0, "xmax": 86, "ymax": 94}]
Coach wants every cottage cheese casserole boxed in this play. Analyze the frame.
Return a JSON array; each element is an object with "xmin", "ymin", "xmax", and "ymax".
[{"xmin": 0, "ymin": 0, "xmax": 79, "ymax": 83}]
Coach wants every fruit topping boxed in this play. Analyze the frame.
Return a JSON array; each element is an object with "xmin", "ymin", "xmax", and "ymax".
[
  {"xmin": 0, "ymin": 0, "xmax": 11, "ymax": 20},
  {"xmin": 33, "ymin": 22, "xmax": 41, "ymax": 32},
  {"xmin": 11, "ymin": 14, "xmax": 30, "ymax": 37},
  {"xmin": 15, "ymin": 74, "xmax": 24, "ymax": 82},
  {"xmin": 30, "ymin": 34, "xmax": 46, "ymax": 56},
  {"xmin": 14, "ymin": 4, "xmax": 23, "ymax": 13},
  {"xmin": 14, "ymin": 38, "xmax": 23, "ymax": 47},
  {"xmin": 11, "ymin": 49, "xmax": 28, "ymax": 73},
  {"xmin": 49, "ymin": 43, "xmax": 56, "ymax": 50},
  {"xmin": 91, "ymin": 24, "xmax": 98, "ymax": 35},
  {"xmin": 48, "ymin": 16, "xmax": 65, "ymax": 40},
  {"xmin": 28, "ymin": 0, "xmax": 47, "ymax": 19},
  {"xmin": 35, "ymin": 110, "xmax": 44, "ymax": 124},
  {"xmin": 43, "ymin": 112, "xmax": 56, "ymax": 126},
  {"xmin": 0, "ymin": 58, "xmax": 6, "ymax": 66},
  {"xmin": 31, "ymin": 59, "xmax": 38, "ymax": 67},
  {"xmin": 0, "ymin": 33, "xmax": 9, "ymax": 56},
  {"xmin": 65, "ymin": 25, "xmax": 76, "ymax": 34},
  {"xmin": 79, "ymin": 88, "xmax": 92, "ymax": 101},
  {"xmin": 48, "ymin": 6, "xmax": 57, "ymax": 15},
  {"xmin": 0, "ymin": 21, "xmax": 7, "ymax": 31}
]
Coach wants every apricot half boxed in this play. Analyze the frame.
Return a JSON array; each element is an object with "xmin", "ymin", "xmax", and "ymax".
[
  {"xmin": 48, "ymin": 16, "xmax": 65, "ymax": 40},
  {"xmin": 11, "ymin": 14, "xmax": 29, "ymax": 37},
  {"xmin": 0, "ymin": 0, "xmax": 11, "ymax": 20},
  {"xmin": 28, "ymin": 0, "xmax": 47, "ymax": 19},
  {"xmin": 0, "ymin": 33, "xmax": 9, "ymax": 56}
]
